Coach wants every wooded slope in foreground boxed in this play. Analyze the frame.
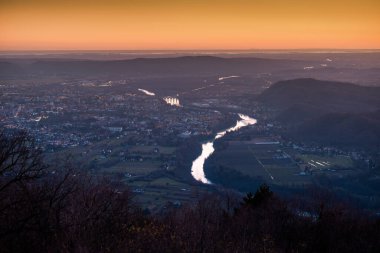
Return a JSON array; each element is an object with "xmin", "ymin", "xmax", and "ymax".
[{"xmin": 1, "ymin": 131, "xmax": 380, "ymax": 253}]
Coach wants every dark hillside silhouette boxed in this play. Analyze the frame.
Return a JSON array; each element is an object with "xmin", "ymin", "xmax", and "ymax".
[
  {"xmin": 259, "ymin": 79, "xmax": 380, "ymax": 149},
  {"xmin": 1, "ymin": 131, "xmax": 380, "ymax": 252}
]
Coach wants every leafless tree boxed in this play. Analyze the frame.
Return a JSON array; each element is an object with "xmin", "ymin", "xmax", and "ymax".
[{"xmin": 0, "ymin": 130, "xmax": 45, "ymax": 193}]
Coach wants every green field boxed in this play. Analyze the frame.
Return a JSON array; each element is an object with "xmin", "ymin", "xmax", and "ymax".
[
  {"xmin": 46, "ymin": 139, "xmax": 199, "ymax": 209},
  {"xmin": 49, "ymin": 138, "xmax": 177, "ymax": 177},
  {"xmin": 209, "ymin": 142, "xmax": 311, "ymax": 186},
  {"xmin": 129, "ymin": 146, "xmax": 176, "ymax": 155},
  {"xmin": 98, "ymin": 160, "xmax": 162, "ymax": 175},
  {"xmin": 126, "ymin": 176, "xmax": 201, "ymax": 210},
  {"xmin": 295, "ymin": 154, "xmax": 354, "ymax": 169},
  {"xmin": 209, "ymin": 139, "xmax": 360, "ymax": 189}
]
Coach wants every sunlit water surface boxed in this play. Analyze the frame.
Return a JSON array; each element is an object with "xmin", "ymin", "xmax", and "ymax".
[{"xmin": 191, "ymin": 114, "xmax": 257, "ymax": 184}]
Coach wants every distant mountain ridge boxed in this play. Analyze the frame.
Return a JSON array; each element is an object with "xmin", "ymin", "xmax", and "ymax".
[{"xmin": 0, "ymin": 56, "xmax": 304, "ymax": 78}]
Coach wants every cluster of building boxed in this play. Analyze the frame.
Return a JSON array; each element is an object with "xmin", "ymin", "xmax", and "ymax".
[{"xmin": 0, "ymin": 79, "xmax": 225, "ymax": 154}]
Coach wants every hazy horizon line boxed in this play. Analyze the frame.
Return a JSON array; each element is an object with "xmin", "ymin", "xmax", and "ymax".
[{"xmin": 1, "ymin": 48, "xmax": 380, "ymax": 54}]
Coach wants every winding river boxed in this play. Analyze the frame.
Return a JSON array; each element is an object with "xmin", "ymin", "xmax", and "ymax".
[{"xmin": 191, "ymin": 114, "xmax": 257, "ymax": 184}]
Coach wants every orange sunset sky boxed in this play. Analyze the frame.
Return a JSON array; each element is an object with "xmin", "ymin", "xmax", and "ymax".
[{"xmin": 0, "ymin": 0, "xmax": 379, "ymax": 50}]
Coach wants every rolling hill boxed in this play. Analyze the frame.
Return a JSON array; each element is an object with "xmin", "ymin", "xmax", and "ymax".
[{"xmin": 259, "ymin": 78, "xmax": 380, "ymax": 148}]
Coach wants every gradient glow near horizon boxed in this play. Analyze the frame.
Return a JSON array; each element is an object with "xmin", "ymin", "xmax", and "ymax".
[{"xmin": 1, "ymin": 0, "xmax": 379, "ymax": 50}]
